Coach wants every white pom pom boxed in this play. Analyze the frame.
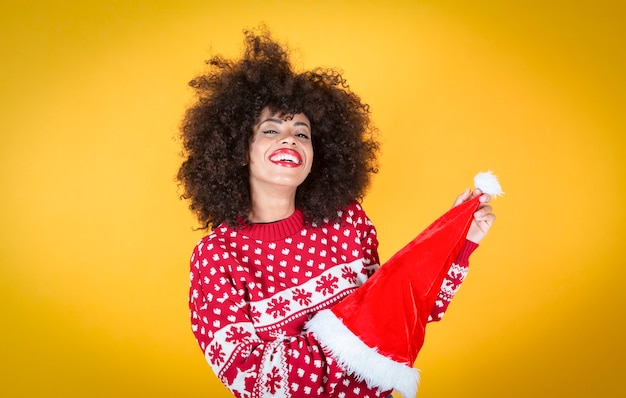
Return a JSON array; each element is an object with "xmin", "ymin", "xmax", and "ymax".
[{"xmin": 474, "ymin": 171, "xmax": 503, "ymax": 198}]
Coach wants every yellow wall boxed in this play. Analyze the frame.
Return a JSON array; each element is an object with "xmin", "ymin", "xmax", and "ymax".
[{"xmin": 2, "ymin": 1, "xmax": 624, "ymax": 397}]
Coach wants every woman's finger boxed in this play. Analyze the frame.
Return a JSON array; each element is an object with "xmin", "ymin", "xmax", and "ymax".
[{"xmin": 452, "ymin": 188, "xmax": 472, "ymax": 207}]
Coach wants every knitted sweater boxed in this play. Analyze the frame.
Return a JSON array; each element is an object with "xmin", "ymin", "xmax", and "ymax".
[{"xmin": 188, "ymin": 202, "xmax": 476, "ymax": 398}]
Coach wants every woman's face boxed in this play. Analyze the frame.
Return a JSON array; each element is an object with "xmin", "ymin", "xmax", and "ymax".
[{"xmin": 248, "ymin": 108, "xmax": 314, "ymax": 194}]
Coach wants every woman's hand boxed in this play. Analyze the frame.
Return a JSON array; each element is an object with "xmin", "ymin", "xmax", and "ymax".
[{"xmin": 453, "ymin": 188, "xmax": 496, "ymax": 244}]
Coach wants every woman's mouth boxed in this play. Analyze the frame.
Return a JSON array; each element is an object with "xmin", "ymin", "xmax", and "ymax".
[{"xmin": 269, "ymin": 148, "xmax": 303, "ymax": 167}]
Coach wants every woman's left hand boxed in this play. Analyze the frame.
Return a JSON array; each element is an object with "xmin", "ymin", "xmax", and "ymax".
[{"xmin": 452, "ymin": 188, "xmax": 496, "ymax": 244}]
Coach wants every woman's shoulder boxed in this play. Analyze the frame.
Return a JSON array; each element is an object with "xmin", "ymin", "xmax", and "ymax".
[
  {"xmin": 319, "ymin": 201, "xmax": 373, "ymax": 232},
  {"xmin": 343, "ymin": 200, "xmax": 366, "ymax": 214},
  {"xmin": 341, "ymin": 201, "xmax": 371, "ymax": 221},
  {"xmin": 191, "ymin": 223, "xmax": 235, "ymax": 255}
]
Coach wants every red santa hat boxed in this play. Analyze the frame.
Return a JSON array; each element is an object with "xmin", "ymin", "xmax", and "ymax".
[{"xmin": 306, "ymin": 171, "xmax": 503, "ymax": 398}]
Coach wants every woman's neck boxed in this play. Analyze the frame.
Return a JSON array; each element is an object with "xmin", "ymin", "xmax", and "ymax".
[{"xmin": 249, "ymin": 188, "xmax": 297, "ymax": 223}]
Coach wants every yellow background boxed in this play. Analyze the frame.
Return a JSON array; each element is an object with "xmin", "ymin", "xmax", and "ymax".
[{"xmin": 2, "ymin": 1, "xmax": 625, "ymax": 397}]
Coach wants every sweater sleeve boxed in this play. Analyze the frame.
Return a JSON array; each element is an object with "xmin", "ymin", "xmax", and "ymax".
[
  {"xmin": 188, "ymin": 224, "xmax": 388, "ymax": 398},
  {"xmin": 427, "ymin": 239, "xmax": 478, "ymax": 322}
]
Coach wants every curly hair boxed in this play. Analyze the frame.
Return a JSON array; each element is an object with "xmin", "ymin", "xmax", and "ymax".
[{"xmin": 177, "ymin": 29, "xmax": 379, "ymax": 230}]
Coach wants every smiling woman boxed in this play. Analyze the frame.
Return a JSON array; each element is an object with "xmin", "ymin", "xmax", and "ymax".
[{"xmin": 177, "ymin": 27, "xmax": 496, "ymax": 398}]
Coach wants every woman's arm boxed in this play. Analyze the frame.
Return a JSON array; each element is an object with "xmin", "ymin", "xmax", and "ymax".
[
  {"xmin": 428, "ymin": 189, "xmax": 495, "ymax": 321},
  {"xmin": 189, "ymin": 244, "xmax": 345, "ymax": 397}
]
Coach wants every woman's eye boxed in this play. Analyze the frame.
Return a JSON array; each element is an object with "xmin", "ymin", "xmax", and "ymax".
[
  {"xmin": 296, "ymin": 133, "xmax": 310, "ymax": 139},
  {"xmin": 263, "ymin": 130, "xmax": 278, "ymax": 135}
]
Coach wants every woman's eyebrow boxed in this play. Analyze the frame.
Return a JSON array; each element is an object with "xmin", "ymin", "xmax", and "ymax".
[
  {"xmin": 260, "ymin": 118, "xmax": 310, "ymax": 130},
  {"xmin": 261, "ymin": 118, "xmax": 283, "ymax": 125}
]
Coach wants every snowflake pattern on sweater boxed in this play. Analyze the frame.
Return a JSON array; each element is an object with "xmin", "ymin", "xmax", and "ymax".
[{"xmin": 189, "ymin": 202, "xmax": 474, "ymax": 398}]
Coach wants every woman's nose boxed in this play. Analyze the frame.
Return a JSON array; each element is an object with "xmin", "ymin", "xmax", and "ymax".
[{"xmin": 281, "ymin": 134, "xmax": 296, "ymax": 145}]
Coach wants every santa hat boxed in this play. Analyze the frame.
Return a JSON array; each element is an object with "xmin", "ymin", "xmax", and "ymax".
[{"xmin": 305, "ymin": 171, "xmax": 503, "ymax": 398}]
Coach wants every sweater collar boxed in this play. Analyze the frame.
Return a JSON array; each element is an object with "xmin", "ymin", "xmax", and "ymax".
[{"xmin": 239, "ymin": 209, "xmax": 305, "ymax": 241}]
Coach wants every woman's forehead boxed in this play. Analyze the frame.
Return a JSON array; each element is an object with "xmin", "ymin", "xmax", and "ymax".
[{"xmin": 258, "ymin": 107, "xmax": 310, "ymax": 124}]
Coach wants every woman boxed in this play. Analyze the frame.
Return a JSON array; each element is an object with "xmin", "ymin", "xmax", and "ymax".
[{"xmin": 178, "ymin": 29, "xmax": 495, "ymax": 398}]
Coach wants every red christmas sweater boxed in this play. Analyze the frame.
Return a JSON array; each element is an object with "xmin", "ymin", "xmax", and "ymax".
[{"xmin": 188, "ymin": 202, "xmax": 476, "ymax": 398}]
